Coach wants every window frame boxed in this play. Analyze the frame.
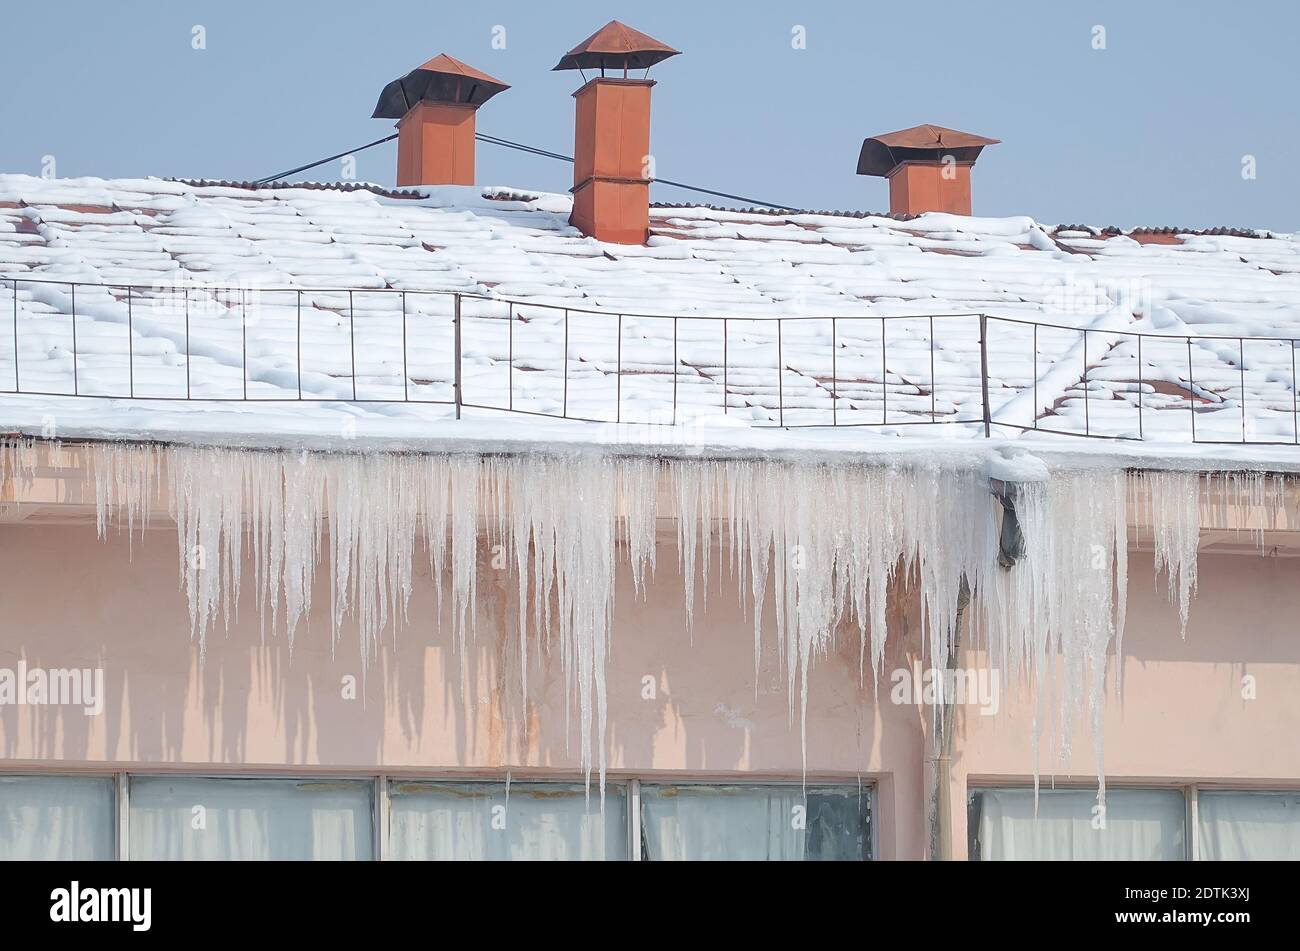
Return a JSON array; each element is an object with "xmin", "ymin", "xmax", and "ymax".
[
  {"xmin": 967, "ymin": 780, "xmax": 1300, "ymax": 861},
  {"xmin": 0, "ymin": 769, "xmax": 876, "ymax": 861},
  {"xmin": 636, "ymin": 777, "xmax": 877, "ymax": 861}
]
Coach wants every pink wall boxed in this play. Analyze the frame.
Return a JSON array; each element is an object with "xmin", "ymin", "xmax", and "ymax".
[{"xmin": 2, "ymin": 522, "xmax": 1297, "ymax": 859}]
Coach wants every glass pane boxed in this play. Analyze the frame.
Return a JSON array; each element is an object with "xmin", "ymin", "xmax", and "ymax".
[
  {"xmin": 129, "ymin": 777, "xmax": 372, "ymax": 860},
  {"xmin": 1199, "ymin": 790, "xmax": 1300, "ymax": 860},
  {"xmin": 640, "ymin": 784, "xmax": 871, "ymax": 860},
  {"xmin": 969, "ymin": 787, "xmax": 1185, "ymax": 860},
  {"xmin": 0, "ymin": 775, "xmax": 115, "ymax": 860},
  {"xmin": 388, "ymin": 781, "xmax": 627, "ymax": 860}
]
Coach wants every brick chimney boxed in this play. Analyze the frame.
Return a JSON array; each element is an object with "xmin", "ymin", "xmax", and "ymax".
[
  {"xmin": 372, "ymin": 54, "xmax": 509, "ymax": 187},
  {"xmin": 553, "ymin": 21, "xmax": 680, "ymax": 244},
  {"xmin": 856, "ymin": 124, "xmax": 999, "ymax": 216}
]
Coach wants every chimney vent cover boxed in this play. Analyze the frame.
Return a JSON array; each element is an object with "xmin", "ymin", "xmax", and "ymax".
[
  {"xmin": 857, "ymin": 124, "xmax": 1000, "ymax": 177},
  {"xmin": 372, "ymin": 54, "xmax": 510, "ymax": 118},
  {"xmin": 553, "ymin": 20, "xmax": 680, "ymax": 72}
]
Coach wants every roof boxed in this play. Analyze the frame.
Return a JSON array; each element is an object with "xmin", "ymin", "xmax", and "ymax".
[
  {"xmin": 1, "ymin": 173, "xmax": 1299, "ymax": 462},
  {"xmin": 553, "ymin": 20, "xmax": 680, "ymax": 72}
]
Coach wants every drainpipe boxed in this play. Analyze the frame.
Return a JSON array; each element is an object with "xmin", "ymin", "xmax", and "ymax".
[{"xmin": 930, "ymin": 574, "xmax": 970, "ymax": 860}]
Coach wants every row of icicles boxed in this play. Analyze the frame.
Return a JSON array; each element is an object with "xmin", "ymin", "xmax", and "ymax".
[{"xmin": 2, "ymin": 437, "xmax": 1296, "ymax": 794}]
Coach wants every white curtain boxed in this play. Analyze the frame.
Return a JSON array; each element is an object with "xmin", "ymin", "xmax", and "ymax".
[
  {"xmin": 389, "ymin": 782, "xmax": 626, "ymax": 860},
  {"xmin": 640, "ymin": 785, "xmax": 869, "ymax": 861},
  {"xmin": 1199, "ymin": 791, "xmax": 1300, "ymax": 860},
  {"xmin": 971, "ymin": 787, "xmax": 1186, "ymax": 860},
  {"xmin": 0, "ymin": 775, "xmax": 115, "ymax": 860},
  {"xmin": 128, "ymin": 777, "xmax": 372, "ymax": 860}
]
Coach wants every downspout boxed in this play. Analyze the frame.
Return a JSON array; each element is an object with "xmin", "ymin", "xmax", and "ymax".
[
  {"xmin": 931, "ymin": 479, "xmax": 1026, "ymax": 859},
  {"xmin": 931, "ymin": 574, "xmax": 970, "ymax": 860}
]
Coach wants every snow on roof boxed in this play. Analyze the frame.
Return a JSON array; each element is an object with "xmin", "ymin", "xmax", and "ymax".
[{"xmin": 2, "ymin": 173, "xmax": 1300, "ymax": 462}]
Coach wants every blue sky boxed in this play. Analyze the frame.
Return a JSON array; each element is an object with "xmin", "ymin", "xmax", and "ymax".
[{"xmin": 2, "ymin": 1, "xmax": 1296, "ymax": 229}]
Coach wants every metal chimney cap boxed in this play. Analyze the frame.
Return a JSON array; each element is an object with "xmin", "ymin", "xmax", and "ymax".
[
  {"xmin": 857, "ymin": 124, "xmax": 1000, "ymax": 177},
  {"xmin": 372, "ymin": 54, "xmax": 510, "ymax": 118},
  {"xmin": 552, "ymin": 20, "xmax": 680, "ymax": 72}
]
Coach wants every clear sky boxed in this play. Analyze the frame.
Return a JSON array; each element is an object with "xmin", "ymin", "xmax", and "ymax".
[{"xmin": 2, "ymin": 1, "xmax": 1296, "ymax": 230}]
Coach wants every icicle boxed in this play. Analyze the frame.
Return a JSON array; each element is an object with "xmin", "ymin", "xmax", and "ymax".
[
  {"xmin": 1143, "ymin": 470, "xmax": 1201, "ymax": 637},
  {"xmin": 68, "ymin": 438, "xmax": 1291, "ymax": 799}
]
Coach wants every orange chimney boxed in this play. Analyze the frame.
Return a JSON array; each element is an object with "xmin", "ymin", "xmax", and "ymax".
[
  {"xmin": 372, "ymin": 54, "xmax": 509, "ymax": 187},
  {"xmin": 553, "ymin": 21, "xmax": 680, "ymax": 244},
  {"xmin": 856, "ymin": 124, "xmax": 999, "ymax": 216}
]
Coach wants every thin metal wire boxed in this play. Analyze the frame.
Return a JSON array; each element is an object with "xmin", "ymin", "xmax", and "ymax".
[
  {"xmin": 508, "ymin": 301, "xmax": 514, "ymax": 413},
  {"xmin": 672, "ymin": 315, "xmax": 679, "ymax": 426},
  {"xmin": 616, "ymin": 313, "xmax": 623, "ymax": 424},
  {"xmin": 562, "ymin": 307, "xmax": 569, "ymax": 419},
  {"xmin": 400, "ymin": 291, "xmax": 408, "ymax": 402}
]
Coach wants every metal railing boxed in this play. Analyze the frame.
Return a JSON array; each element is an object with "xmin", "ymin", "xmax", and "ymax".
[{"xmin": 3, "ymin": 276, "xmax": 1298, "ymax": 446}]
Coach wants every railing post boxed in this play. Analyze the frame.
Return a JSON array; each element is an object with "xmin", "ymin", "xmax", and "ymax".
[
  {"xmin": 722, "ymin": 317, "xmax": 728, "ymax": 417},
  {"xmin": 348, "ymin": 289, "xmax": 357, "ymax": 401},
  {"xmin": 241, "ymin": 287, "xmax": 248, "ymax": 401},
  {"xmin": 979, "ymin": 313, "xmax": 991, "ymax": 438},
  {"xmin": 71, "ymin": 282, "xmax": 78, "ymax": 396},
  {"xmin": 11, "ymin": 279, "xmax": 18, "ymax": 392},
  {"xmin": 127, "ymin": 284, "xmax": 135, "ymax": 398},
  {"xmin": 400, "ymin": 291, "xmax": 408, "ymax": 402},
  {"xmin": 294, "ymin": 290, "xmax": 301, "ymax": 400},
  {"xmin": 186, "ymin": 287, "xmax": 193, "ymax": 400},
  {"xmin": 832, "ymin": 317, "xmax": 839, "ymax": 426},
  {"xmin": 672, "ymin": 315, "xmax": 678, "ymax": 425},
  {"xmin": 454, "ymin": 293, "xmax": 463, "ymax": 419},
  {"xmin": 777, "ymin": 318, "xmax": 784, "ymax": 428}
]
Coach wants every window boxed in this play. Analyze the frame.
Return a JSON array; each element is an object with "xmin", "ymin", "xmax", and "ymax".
[
  {"xmin": 128, "ymin": 777, "xmax": 373, "ymax": 860},
  {"xmin": 640, "ymin": 784, "xmax": 872, "ymax": 860},
  {"xmin": 1199, "ymin": 790, "xmax": 1300, "ymax": 860},
  {"xmin": 0, "ymin": 775, "xmax": 115, "ymax": 860},
  {"xmin": 1, "ymin": 772, "xmax": 873, "ymax": 861},
  {"xmin": 969, "ymin": 787, "xmax": 1186, "ymax": 860},
  {"xmin": 389, "ymin": 781, "xmax": 626, "ymax": 860},
  {"xmin": 970, "ymin": 786, "xmax": 1300, "ymax": 860}
]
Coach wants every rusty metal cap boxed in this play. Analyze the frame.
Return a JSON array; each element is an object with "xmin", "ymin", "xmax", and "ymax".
[
  {"xmin": 552, "ymin": 20, "xmax": 680, "ymax": 71},
  {"xmin": 856, "ymin": 124, "xmax": 1000, "ymax": 177},
  {"xmin": 372, "ymin": 54, "xmax": 510, "ymax": 118}
]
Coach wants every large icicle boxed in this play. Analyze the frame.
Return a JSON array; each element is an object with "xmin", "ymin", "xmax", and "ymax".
[{"xmin": 76, "ymin": 440, "xmax": 1298, "ymax": 793}]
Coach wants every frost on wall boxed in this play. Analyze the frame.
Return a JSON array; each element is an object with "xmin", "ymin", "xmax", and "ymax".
[{"xmin": 8, "ymin": 438, "xmax": 1285, "ymax": 791}]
